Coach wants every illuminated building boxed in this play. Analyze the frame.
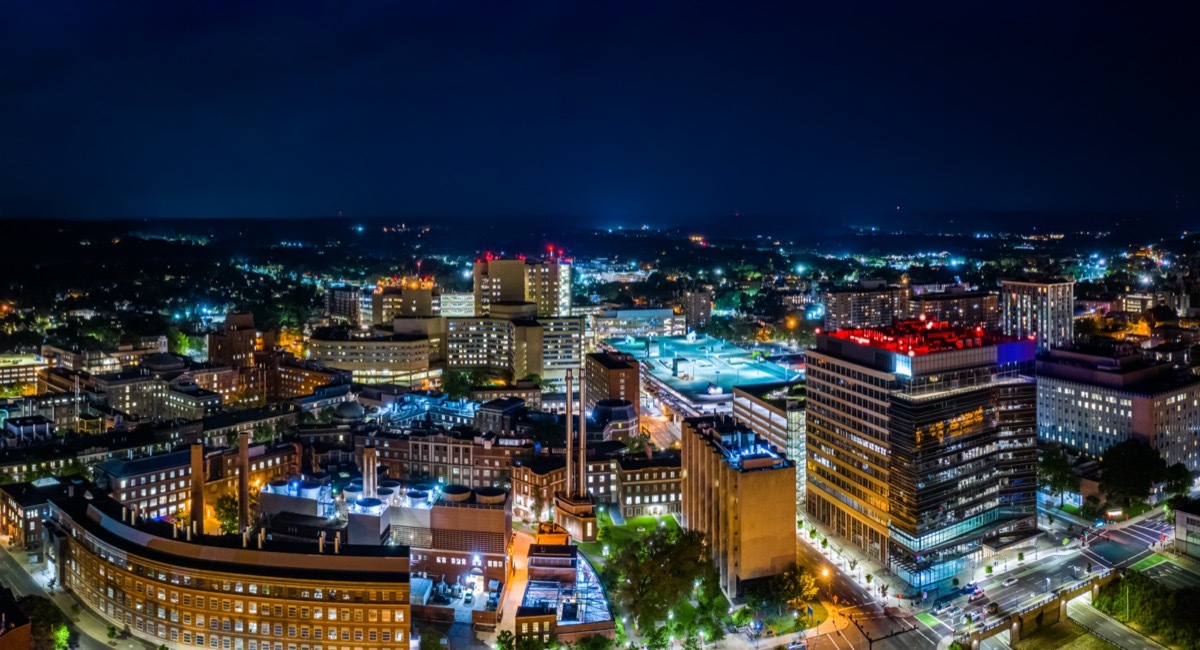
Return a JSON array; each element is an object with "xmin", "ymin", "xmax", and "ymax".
[
  {"xmin": 371, "ymin": 279, "xmax": 440, "ymax": 323},
  {"xmin": 806, "ymin": 320, "xmax": 1037, "ymax": 590},
  {"xmin": 91, "ymin": 369, "xmax": 222, "ymax": 422},
  {"xmin": 0, "ymin": 355, "xmax": 45, "ymax": 389},
  {"xmin": 584, "ymin": 352, "xmax": 639, "ymax": 417},
  {"xmin": 732, "ymin": 382, "xmax": 806, "ymax": 512},
  {"xmin": 612, "ymin": 454, "xmax": 681, "ymax": 520},
  {"xmin": 438, "ymin": 292, "xmax": 474, "ymax": 317},
  {"xmin": 308, "ymin": 327, "xmax": 433, "ymax": 386},
  {"xmin": 1036, "ymin": 343, "xmax": 1200, "ymax": 469},
  {"xmin": 822, "ymin": 281, "xmax": 911, "ymax": 329},
  {"xmin": 588, "ymin": 308, "xmax": 685, "ymax": 343},
  {"xmin": 469, "ymin": 382, "xmax": 544, "ymax": 409},
  {"xmin": 681, "ymin": 289, "xmax": 712, "ymax": 332},
  {"xmin": 680, "ymin": 416, "xmax": 795, "ymax": 598},
  {"xmin": 325, "ymin": 286, "xmax": 367, "ymax": 326},
  {"xmin": 40, "ymin": 337, "xmax": 168, "ymax": 374},
  {"xmin": 0, "ymin": 476, "xmax": 79, "ymax": 554},
  {"xmin": 95, "ymin": 441, "xmax": 298, "ymax": 520},
  {"xmin": 1000, "ymin": 277, "xmax": 1074, "ymax": 352},
  {"xmin": 514, "ymin": 523, "xmax": 614, "ymax": 645},
  {"xmin": 45, "ymin": 493, "xmax": 411, "ymax": 650},
  {"xmin": 359, "ymin": 428, "xmax": 529, "ymax": 489},
  {"xmin": 911, "ymin": 288, "xmax": 1000, "ymax": 328},
  {"xmin": 446, "ymin": 303, "xmax": 583, "ymax": 387},
  {"xmin": 209, "ymin": 313, "xmax": 275, "ymax": 398},
  {"xmin": 473, "ymin": 258, "xmax": 572, "ymax": 318}
]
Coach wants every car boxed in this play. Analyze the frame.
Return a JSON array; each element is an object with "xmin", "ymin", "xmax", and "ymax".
[
  {"xmin": 947, "ymin": 606, "xmax": 963, "ymax": 617},
  {"xmin": 933, "ymin": 602, "xmax": 953, "ymax": 615},
  {"xmin": 785, "ymin": 643, "xmax": 808, "ymax": 650},
  {"xmin": 966, "ymin": 610, "xmax": 983, "ymax": 623},
  {"xmin": 968, "ymin": 592, "xmax": 985, "ymax": 603},
  {"xmin": 463, "ymin": 592, "xmax": 474, "ymax": 604},
  {"xmin": 1002, "ymin": 577, "xmax": 1018, "ymax": 587}
]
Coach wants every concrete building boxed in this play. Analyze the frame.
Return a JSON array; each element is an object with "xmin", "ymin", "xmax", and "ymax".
[
  {"xmin": 308, "ymin": 326, "xmax": 433, "ymax": 387},
  {"xmin": 806, "ymin": 321, "xmax": 1038, "ymax": 590},
  {"xmin": 584, "ymin": 352, "xmax": 639, "ymax": 416},
  {"xmin": 439, "ymin": 292, "xmax": 475, "ymax": 317},
  {"xmin": 1001, "ymin": 277, "xmax": 1075, "ymax": 353},
  {"xmin": 1173, "ymin": 498, "xmax": 1200, "ymax": 561},
  {"xmin": 365, "ymin": 429, "xmax": 531, "ymax": 489},
  {"xmin": 732, "ymin": 382, "xmax": 806, "ymax": 512},
  {"xmin": 680, "ymin": 416, "xmax": 795, "ymax": 599},
  {"xmin": 46, "ymin": 493, "xmax": 411, "ymax": 650},
  {"xmin": 0, "ymin": 355, "xmax": 45, "ymax": 389},
  {"xmin": 372, "ymin": 279, "xmax": 441, "ymax": 323},
  {"xmin": 447, "ymin": 303, "xmax": 583, "ymax": 387},
  {"xmin": 823, "ymin": 281, "xmax": 911, "ymax": 330},
  {"xmin": 1036, "ymin": 343, "xmax": 1200, "ymax": 469},
  {"xmin": 474, "ymin": 258, "xmax": 572, "ymax": 318},
  {"xmin": 325, "ymin": 285, "xmax": 368, "ymax": 326},
  {"xmin": 470, "ymin": 382, "xmax": 544, "ymax": 410},
  {"xmin": 682, "ymin": 289, "xmax": 713, "ymax": 333},
  {"xmin": 589, "ymin": 308, "xmax": 685, "ymax": 343},
  {"xmin": 911, "ymin": 288, "xmax": 1000, "ymax": 329},
  {"xmin": 0, "ymin": 477, "xmax": 78, "ymax": 554},
  {"xmin": 612, "ymin": 454, "xmax": 681, "ymax": 520}
]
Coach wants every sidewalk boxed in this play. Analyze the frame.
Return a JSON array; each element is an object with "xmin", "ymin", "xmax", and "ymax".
[{"xmin": 797, "ymin": 515, "xmax": 903, "ymax": 606}]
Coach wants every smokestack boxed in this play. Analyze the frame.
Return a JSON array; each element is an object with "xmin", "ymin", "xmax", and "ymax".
[
  {"xmin": 564, "ymin": 369, "xmax": 574, "ymax": 497},
  {"xmin": 578, "ymin": 364, "xmax": 586, "ymax": 498},
  {"xmin": 238, "ymin": 430, "xmax": 251, "ymax": 533},
  {"xmin": 363, "ymin": 440, "xmax": 378, "ymax": 499},
  {"xmin": 190, "ymin": 441, "xmax": 205, "ymax": 535}
]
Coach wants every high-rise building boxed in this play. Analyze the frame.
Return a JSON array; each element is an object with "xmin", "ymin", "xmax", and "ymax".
[
  {"xmin": 822, "ymin": 281, "xmax": 911, "ymax": 329},
  {"xmin": 911, "ymin": 288, "xmax": 1000, "ymax": 329},
  {"xmin": 806, "ymin": 321, "xmax": 1038, "ymax": 590},
  {"xmin": 439, "ymin": 291, "xmax": 475, "ymax": 317},
  {"xmin": 682, "ymin": 289, "xmax": 713, "ymax": 332},
  {"xmin": 1001, "ymin": 277, "xmax": 1074, "ymax": 352},
  {"xmin": 447, "ymin": 303, "xmax": 582, "ymax": 387},
  {"xmin": 473, "ymin": 258, "xmax": 572, "ymax": 317},
  {"xmin": 372, "ymin": 279, "xmax": 441, "ymax": 323},
  {"xmin": 1036, "ymin": 343, "xmax": 1200, "ymax": 469},
  {"xmin": 680, "ymin": 415, "xmax": 795, "ymax": 599},
  {"xmin": 308, "ymin": 326, "xmax": 433, "ymax": 386},
  {"xmin": 584, "ymin": 352, "xmax": 639, "ymax": 416},
  {"xmin": 325, "ymin": 285, "xmax": 366, "ymax": 326},
  {"xmin": 732, "ymin": 382, "xmax": 805, "ymax": 513}
]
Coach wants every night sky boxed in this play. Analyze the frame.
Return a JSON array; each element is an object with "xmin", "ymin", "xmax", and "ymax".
[{"xmin": 3, "ymin": 2, "xmax": 1199, "ymax": 225}]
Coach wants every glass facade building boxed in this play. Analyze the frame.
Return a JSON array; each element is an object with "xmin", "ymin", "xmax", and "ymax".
[{"xmin": 805, "ymin": 320, "xmax": 1038, "ymax": 591}]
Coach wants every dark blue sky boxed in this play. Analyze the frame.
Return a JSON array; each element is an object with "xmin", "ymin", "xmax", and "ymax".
[{"xmin": 2, "ymin": 1, "xmax": 1198, "ymax": 225}]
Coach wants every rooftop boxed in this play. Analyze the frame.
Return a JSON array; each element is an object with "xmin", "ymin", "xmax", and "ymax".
[
  {"xmin": 0, "ymin": 477, "xmax": 78, "ymax": 508},
  {"xmin": 826, "ymin": 319, "xmax": 1019, "ymax": 356}
]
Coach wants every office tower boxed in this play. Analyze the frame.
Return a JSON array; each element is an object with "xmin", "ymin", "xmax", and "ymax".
[
  {"xmin": 682, "ymin": 288, "xmax": 713, "ymax": 332},
  {"xmin": 473, "ymin": 258, "xmax": 572, "ymax": 317},
  {"xmin": 325, "ymin": 285, "xmax": 365, "ymax": 325},
  {"xmin": 1001, "ymin": 277, "xmax": 1074, "ymax": 352},
  {"xmin": 822, "ymin": 281, "xmax": 911, "ymax": 329},
  {"xmin": 584, "ymin": 352, "xmax": 640, "ymax": 416},
  {"xmin": 1036, "ymin": 343, "xmax": 1200, "ymax": 468},
  {"xmin": 446, "ymin": 302, "xmax": 582, "ymax": 387},
  {"xmin": 911, "ymin": 288, "xmax": 1000, "ymax": 328},
  {"xmin": 680, "ymin": 415, "xmax": 796, "ymax": 599},
  {"xmin": 806, "ymin": 320, "xmax": 1037, "ymax": 589},
  {"xmin": 372, "ymin": 278, "xmax": 441, "ymax": 323}
]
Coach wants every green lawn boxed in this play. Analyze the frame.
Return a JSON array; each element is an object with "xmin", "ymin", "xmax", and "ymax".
[
  {"xmin": 763, "ymin": 600, "xmax": 828, "ymax": 634},
  {"xmin": 1060, "ymin": 503, "xmax": 1081, "ymax": 516},
  {"xmin": 578, "ymin": 511, "xmax": 680, "ymax": 565},
  {"xmin": 1130, "ymin": 553, "xmax": 1169, "ymax": 572},
  {"xmin": 1013, "ymin": 620, "xmax": 1113, "ymax": 650}
]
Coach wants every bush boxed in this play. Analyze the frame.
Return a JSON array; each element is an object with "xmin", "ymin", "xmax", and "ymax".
[
  {"xmin": 1017, "ymin": 552, "xmax": 1025, "ymax": 562},
  {"xmin": 985, "ymin": 565, "xmax": 993, "ymax": 575},
  {"xmin": 1093, "ymin": 572, "xmax": 1200, "ymax": 647}
]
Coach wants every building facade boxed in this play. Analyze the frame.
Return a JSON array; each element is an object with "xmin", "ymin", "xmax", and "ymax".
[
  {"xmin": 1001, "ymin": 278, "xmax": 1075, "ymax": 353},
  {"xmin": 805, "ymin": 321, "xmax": 1038, "ymax": 590},
  {"xmin": 732, "ymin": 382, "xmax": 806, "ymax": 512},
  {"xmin": 823, "ymin": 282, "xmax": 911, "ymax": 330},
  {"xmin": 680, "ymin": 416, "xmax": 796, "ymax": 598},
  {"xmin": 474, "ymin": 259, "xmax": 571, "ymax": 318},
  {"xmin": 584, "ymin": 353, "xmax": 640, "ymax": 417},
  {"xmin": 911, "ymin": 290, "xmax": 1000, "ymax": 329},
  {"xmin": 47, "ymin": 494, "xmax": 411, "ymax": 650}
]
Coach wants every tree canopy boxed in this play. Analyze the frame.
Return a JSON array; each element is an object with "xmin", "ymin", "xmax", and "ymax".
[
  {"xmin": 1101, "ymin": 439, "xmax": 1166, "ymax": 507},
  {"xmin": 604, "ymin": 526, "xmax": 719, "ymax": 632},
  {"xmin": 1038, "ymin": 444, "xmax": 1077, "ymax": 506}
]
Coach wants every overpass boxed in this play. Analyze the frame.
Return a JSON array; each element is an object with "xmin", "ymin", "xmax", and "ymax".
[{"xmin": 955, "ymin": 569, "xmax": 1117, "ymax": 649}]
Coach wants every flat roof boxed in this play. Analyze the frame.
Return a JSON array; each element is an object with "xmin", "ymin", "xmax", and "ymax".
[
  {"xmin": 605, "ymin": 335, "xmax": 799, "ymax": 402},
  {"xmin": 51, "ymin": 494, "xmax": 410, "ymax": 582},
  {"xmin": 826, "ymin": 320, "xmax": 1017, "ymax": 356}
]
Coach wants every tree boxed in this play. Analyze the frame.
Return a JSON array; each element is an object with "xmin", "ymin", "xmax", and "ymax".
[
  {"xmin": 107, "ymin": 626, "xmax": 117, "ymax": 640},
  {"xmin": 19, "ymin": 595, "xmax": 67, "ymax": 650},
  {"xmin": 214, "ymin": 493, "xmax": 240, "ymax": 534},
  {"xmin": 1101, "ymin": 439, "xmax": 1167, "ymax": 507},
  {"xmin": 441, "ymin": 371, "xmax": 474, "ymax": 399},
  {"xmin": 1039, "ymin": 444, "xmax": 1077, "ymax": 507},
  {"xmin": 880, "ymin": 584, "xmax": 889, "ymax": 599},
  {"xmin": 865, "ymin": 574, "xmax": 873, "ymax": 586},
  {"xmin": 520, "ymin": 373, "xmax": 550, "ymax": 391},
  {"xmin": 606, "ymin": 527, "xmax": 718, "ymax": 631},
  {"xmin": 766, "ymin": 563, "xmax": 819, "ymax": 614},
  {"xmin": 1165, "ymin": 463, "xmax": 1193, "ymax": 498},
  {"xmin": 573, "ymin": 635, "xmax": 614, "ymax": 650},
  {"xmin": 495, "ymin": 630, "xmax": 515, "ymax": 650}
]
